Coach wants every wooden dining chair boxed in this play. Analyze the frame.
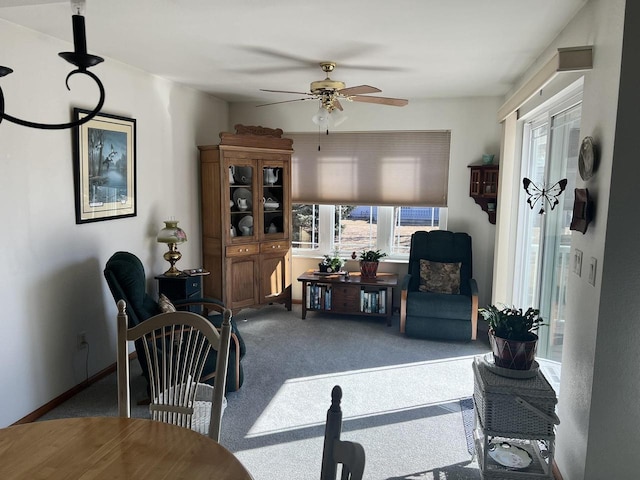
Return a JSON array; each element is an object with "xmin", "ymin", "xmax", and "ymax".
[
  {"xmin": 117, "ymin": 299, "xmax": 232, "ymax": 442},
  {"xmin": 321, "ymin": 385, "xmax": 366, "ymax": 480}
]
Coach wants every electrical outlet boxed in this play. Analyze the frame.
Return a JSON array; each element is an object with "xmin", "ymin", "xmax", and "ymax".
[
  {"xmin": 573, "ymin": 249, "xmax": 583, "ymax": 276},
  {"xmin": 77, "ymin": 332, "xmax": 88, "ymax": 350}
]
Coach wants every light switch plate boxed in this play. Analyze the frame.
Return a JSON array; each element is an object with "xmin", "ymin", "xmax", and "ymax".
[
  {"xmin": 574, "ymin": 249, "xmax": 583, "ymax": 276},
  {"xmin": 588, "ymin": 257, "xmax": 597, "ymax": 286}
]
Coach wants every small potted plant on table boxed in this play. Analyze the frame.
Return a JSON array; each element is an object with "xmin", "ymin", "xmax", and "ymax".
[
  {"xmin": 319, "ymin": 251, "xmax": 345, "ymax": 273},
  {"xmin": 480, "ymin": 304, "xmax": 545, "ymax": 370},
  {"xmin": 353, "ymin": 249, "xmax": 388, "ymax": 278}
]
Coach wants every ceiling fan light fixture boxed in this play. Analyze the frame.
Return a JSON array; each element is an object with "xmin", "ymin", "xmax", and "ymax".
[
  {"xmin": 312, "ymin": 105, "xmax": 331, "ymax": 128},
  {"xmin": 331, "ymin": 109, "xmax": 347, "ymax": 127}
]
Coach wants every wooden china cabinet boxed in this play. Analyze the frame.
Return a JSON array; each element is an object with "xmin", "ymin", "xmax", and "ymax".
[{"xmin": 199, "ymin": 125, "xmax": 293, "ymax": 312}]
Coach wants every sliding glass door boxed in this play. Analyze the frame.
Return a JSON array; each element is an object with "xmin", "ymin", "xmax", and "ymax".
[{"xmin": 514, "ymin": 100, "xmax": 581, "ymax": 363}]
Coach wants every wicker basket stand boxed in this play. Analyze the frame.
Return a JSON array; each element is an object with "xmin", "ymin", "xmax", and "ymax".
[{"xmin": 472, "ymin": 357, "xmax": 559, "ymax": 479}]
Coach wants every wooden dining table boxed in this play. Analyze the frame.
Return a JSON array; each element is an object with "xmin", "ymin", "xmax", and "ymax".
[{"xmin": 0, "ymin": 416, "xmax": 253, "ymax": 479}]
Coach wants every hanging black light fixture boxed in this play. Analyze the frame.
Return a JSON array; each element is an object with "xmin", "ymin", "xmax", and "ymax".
[{"xmin": 0, "ymin": 0, "xmax": 105, "ymax": 130}]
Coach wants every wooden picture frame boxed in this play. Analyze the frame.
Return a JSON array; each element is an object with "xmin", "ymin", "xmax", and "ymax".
[{"xmin": 73, "ymin": 109, "xmax": 137, "ymax": 224}]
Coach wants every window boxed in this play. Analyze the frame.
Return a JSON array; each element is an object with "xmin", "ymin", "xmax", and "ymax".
[
  {"xmin": 293, "ymin": 204, "xmax": 445, "ymax": 258},
  {"xmin": 288, "ymin": 130, "xmax": 450, "ymax": 260},
  {"xmin": 514, "ymin": 94, "xmax": 581, "ymax": 364}
]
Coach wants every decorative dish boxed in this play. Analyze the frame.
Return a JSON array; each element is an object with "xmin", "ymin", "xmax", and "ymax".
[
  {"xmin": 238, "ymin": 215, "xmax": 253, "ymax": 236},
  {"xmin": 233, "ymin": 188, "xmax": 252, "ymax": 210},
  {"xmin": 264, "ymin": 197, "xmax": 280, "ymax": 210},
  {"xmin": 238, "ymin": 215, "xmax": 253, "ymax": 230},
  {"xmin": 233, "ymin": 166, "xmax": 253, "ymax": 185},
  {"xmin": 578, "ymin": 136, "xmax": 596, "ymax": 181},
  {"xmin": 488, "ymin": 441, "xmax": 532, "ymax": 469}
]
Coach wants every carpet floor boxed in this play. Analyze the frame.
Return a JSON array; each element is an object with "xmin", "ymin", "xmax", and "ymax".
[{"xmin": 41, "ymin": 304, "xmax": 493, "ymax": 479}]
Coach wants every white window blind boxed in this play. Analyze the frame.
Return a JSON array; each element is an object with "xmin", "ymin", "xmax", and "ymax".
[{"xmin": 287, "ymin": 131, "xmax": 451, "ymax": 206}]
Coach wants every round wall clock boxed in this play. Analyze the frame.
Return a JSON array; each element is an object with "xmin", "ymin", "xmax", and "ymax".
[{"xmin": 578, "ymin": 136, "xmax": 597, "ymax": 181}]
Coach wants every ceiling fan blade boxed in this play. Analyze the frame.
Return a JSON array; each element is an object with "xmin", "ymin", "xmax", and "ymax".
[
  {"xmin": 243, "ymin": 47, "xmax": 316, "ymax": 64},
  {"xmin": 333, "ymin": 99, "xmax": 344, "ymax": 111},
  {"xmin": 338, "ymin": 85, "xmax": 381, "ymax": 96},
  {"xmin": 256, "ymin": 98, "xmax": 315, "ymax": 107},
  {"xmin": 350, "ymin": 95, "xmax": 409, "ymax": 107},
  {"xmin": 237, "ymin": 46, "xmax": 406, "ymax": 72},
  {"xmin": 260, "ymin": 89, "xmax": 313, "ymax": 96}
]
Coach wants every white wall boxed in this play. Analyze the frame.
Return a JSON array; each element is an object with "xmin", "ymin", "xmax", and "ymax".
[
  {"xmin": 230, "ymin": 97, "xmax": 502, "ymax": 308},
  {"xmin": 0, "ymin": 20, "xmax": 228, "ymax": 427},
  {"xmin": 494, "ymin": 1, "xmax": 640, "ymax": 478}
]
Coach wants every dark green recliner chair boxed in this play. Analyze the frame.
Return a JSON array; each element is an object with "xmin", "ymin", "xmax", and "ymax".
[
  {"xmin": 400, "ymin": 231, "xmax": 478, "ymax": 341},
  {"xmin": 104, "ymin": 251, "xmax": 246, "ymax": 391}
]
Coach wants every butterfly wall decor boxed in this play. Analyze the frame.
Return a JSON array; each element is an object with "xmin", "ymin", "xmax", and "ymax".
[{"xmin": 522, "ymin": 177, "xmax": 568, "ymax": 214}]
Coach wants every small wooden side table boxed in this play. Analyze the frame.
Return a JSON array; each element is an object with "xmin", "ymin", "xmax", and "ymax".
[
  {"xmin": 155, "ymin": 273, "xmax": 203, "ymax": 313},
  {"xmin": 297, "ymin": 270, "xmax": 398, "ymax": 325}
]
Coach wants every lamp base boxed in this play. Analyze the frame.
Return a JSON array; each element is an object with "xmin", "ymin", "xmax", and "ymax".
[{"xmin": 162, "ymin": 243, "xmax": 183, "ymax": 277}]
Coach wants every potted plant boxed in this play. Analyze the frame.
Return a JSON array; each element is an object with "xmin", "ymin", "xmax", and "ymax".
[
  {"xmin": 319, "ymin": 251, "xmax": 345, "ymax": 273},
  {"xmin": 480, "ymin": 304, "xmax": 545, "ymax": 370},
  {"xmin": 352, "ymin": 249, "xmax": 387, "ymax": 278}
]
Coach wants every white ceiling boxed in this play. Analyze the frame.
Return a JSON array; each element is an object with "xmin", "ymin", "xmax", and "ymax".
[{"xmin": 1, "ymin": 0, "xmax": 588, "ymax": 105}]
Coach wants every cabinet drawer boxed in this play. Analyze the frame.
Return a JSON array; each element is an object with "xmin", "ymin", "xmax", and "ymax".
[
  {"xmin": 185, "ymin": 278, "xmax": 202, "ymax": 296},
  {"xmin": 260, "ymin": 240, "xmax": 289, "ymax": 253},
  {"xmin": 226, "ymin": 243, "xmax": 259, "ymax": 257},
  {"xmin": 331, "ymin": 286, "xmax": 360, "ymax": 312}
]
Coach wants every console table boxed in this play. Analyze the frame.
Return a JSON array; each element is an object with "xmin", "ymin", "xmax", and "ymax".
[
  {"xmin": 472, "ymin": 356, "xmax": 559, "ymax": 479},
  {"xmin": 297, "ymin": 270, "xmax": 398, "ymax": 325}
]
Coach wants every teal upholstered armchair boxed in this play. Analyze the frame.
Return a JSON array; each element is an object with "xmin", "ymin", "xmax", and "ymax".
[
  {"xmin": 400, "ymin": 231, "xmax": 478, "ymax": 341},
  {"xmin": 104, "ymin": 251, "xmax": 246, "ymax": 391}
]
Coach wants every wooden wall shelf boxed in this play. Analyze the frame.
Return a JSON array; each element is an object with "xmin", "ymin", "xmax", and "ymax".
[{"xmin": 469, "ymin": 164, "xmax": 499, "ymax": 224}]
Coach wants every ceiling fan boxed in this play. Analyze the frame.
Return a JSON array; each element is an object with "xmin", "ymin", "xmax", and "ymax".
[{"xmin": 257, "ymin": 62, "xmax": 409, "ymax": 115}]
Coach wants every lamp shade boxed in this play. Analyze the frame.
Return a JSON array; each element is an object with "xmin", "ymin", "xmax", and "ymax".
[
  {"xmin": 157, "ymin": 220, "xmax": 187, "ymax": 244},
  {"xmin": 312, "ymin": 106, "xmax": 331, "ymax": 128}
]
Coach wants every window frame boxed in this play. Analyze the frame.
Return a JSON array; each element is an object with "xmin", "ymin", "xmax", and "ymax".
[{"xmin": 292, "ymin": 204, "xmax": 447, "ymax": 261}]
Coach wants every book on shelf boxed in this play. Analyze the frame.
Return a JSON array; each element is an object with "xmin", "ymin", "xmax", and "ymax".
[
  {"xmin": 306, "ymin": 283, "xmax": 332, "ymax": 310},
  {"xmin": 360, "ymin": 288, "xmax": 386, "ymax": 314}
]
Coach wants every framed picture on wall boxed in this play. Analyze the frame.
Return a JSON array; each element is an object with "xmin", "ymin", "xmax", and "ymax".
[{"xmin": 73, "ymin": 108, "xmax": 137, "ymax": 224}]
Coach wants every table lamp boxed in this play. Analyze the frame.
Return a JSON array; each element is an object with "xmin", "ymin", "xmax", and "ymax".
[{"xmin": 157, "ymin": 219, "xmax": 187, "ymax": 276}]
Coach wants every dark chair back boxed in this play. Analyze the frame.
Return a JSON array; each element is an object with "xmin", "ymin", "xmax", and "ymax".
[
  {"xmin": 407, "ymin": 231, "xmax": 473, "ymax": 296},
  {"xmin": 104, "ymin": 251, "xmax": 161, "ymax": 384},
  {"xmin": 104, "ymin": 251, "xmax": 160, "ymax": 327}
]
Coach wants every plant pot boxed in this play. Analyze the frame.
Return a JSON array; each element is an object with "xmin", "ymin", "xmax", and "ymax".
[
  {"xmin": 360, "ymin": 261, "xmax": 379, "ymax": 278},
  {"xmin": 489, "ymin": 331, "xmax": 538, "ymax": 370}
]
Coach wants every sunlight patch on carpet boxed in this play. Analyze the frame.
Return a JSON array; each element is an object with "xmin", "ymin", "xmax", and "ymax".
[{"xmin": 246, "ymin": 356, "xmax": 477, "ymax": 438}]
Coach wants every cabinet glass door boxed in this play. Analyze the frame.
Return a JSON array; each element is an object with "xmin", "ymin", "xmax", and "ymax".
[
  {"xmin": 483, "ymin": 168, "xmax": 498, "ymax": 197},
  {"xmin": 262, "ymin": 164, "xmax": 285, "ymax": 237},
  {"xmin": 228, "ymin": 162, "xmax": 255, "ymax": 241}
]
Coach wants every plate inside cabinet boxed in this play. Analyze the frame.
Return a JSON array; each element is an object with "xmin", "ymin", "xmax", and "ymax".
[
  {"xmin": 233, "ymin": 166, "xmax": 253, "ymax": 185},
  {"xmin": 488, "ymin": 442, "xmax": 533, "ymax": 469},
  {"xmin": 233, "ymin": 188, "xmax": 252, "ymax": 211},
  {"xmin": 578, "ymin": 136, "xmax": 596, "ymax": 180}
]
